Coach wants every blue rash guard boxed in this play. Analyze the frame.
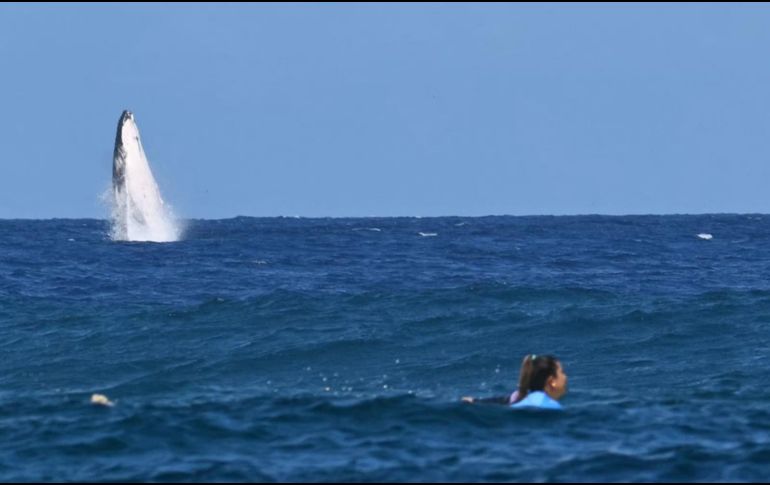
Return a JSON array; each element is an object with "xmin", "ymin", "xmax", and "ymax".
[{"xmin": 510, "ymin": 391, "xmax": 563, "ymax": 410}]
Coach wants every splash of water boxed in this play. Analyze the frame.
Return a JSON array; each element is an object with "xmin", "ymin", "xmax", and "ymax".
[{"xmin": 111, "ymin": 111, "xmax": 181, "ymax": 242}]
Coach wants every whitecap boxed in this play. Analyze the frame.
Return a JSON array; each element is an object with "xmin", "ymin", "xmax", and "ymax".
[
  {"xmin": 697, "ymin": 233, "xmax": 713, "ymax": 240},
  {"xmin": 419, "ymin": 232, "xmax": 438, "ymax": 237}
]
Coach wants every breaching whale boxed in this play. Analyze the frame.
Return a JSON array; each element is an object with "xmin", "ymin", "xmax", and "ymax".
[{"xmin": 112, "ymin": 110, "xmax": 180, "ymax": 242}]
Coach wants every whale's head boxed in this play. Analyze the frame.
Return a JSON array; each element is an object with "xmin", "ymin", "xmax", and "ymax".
[
  {"xmin": 114, "ymin": 110, "xmax": 140, "ymax": 153},
  {"xmin": 113, "ymin": 110, "xmax": 141, "ymax": 184},
  {"xmin": 119, "ymin": 110, "xmax": 134, "ymax": 124},
  {"xmin": 117, "ymin": 110, "xmax": 136, "ymax": 138}
]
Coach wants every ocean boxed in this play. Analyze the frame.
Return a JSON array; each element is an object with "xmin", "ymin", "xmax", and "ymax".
[{"xmin": 2, "ymin": 215, "xmax": 770, "ymax": 481}]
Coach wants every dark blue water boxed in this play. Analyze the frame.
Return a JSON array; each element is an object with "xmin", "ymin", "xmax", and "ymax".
[{"xmin": 2, "ymin": 215, "xmax": 770, "ymax": 481}]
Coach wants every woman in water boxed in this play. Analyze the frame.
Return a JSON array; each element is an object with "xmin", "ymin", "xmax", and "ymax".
[{"xmin": 462, "ymin": 354, "xmax": 568, "ymax": 409}]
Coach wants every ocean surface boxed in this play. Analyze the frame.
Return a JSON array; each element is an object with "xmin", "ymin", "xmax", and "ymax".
[{"xmin": 2, "ymin": 215, "xmax": 770, "ymax": 482}]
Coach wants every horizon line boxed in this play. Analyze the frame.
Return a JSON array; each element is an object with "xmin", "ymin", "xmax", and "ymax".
[{"xmin": 0, "ymin": 212, "xmax": 768, "ymax": 221}]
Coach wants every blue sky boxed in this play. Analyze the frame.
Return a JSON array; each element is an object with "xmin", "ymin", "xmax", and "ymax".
[{"xmin": 1, "ymin": 3, "xmax": 770, "ymax": 218}]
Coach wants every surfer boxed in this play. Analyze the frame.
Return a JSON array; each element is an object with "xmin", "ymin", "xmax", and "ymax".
[{"xmin": 462, "ymin": 354, "xmax": 567, "ymax": 410}]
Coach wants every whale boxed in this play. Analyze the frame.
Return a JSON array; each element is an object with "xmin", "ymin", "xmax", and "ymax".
[{"xmin": 112, "ymin": 110, "xmax": 179, "ymax": 242}]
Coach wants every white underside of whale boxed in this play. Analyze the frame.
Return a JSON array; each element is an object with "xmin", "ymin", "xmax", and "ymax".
[{"xmin": 112, "ymin": 114, "xmax": 180, "ymax": 242}]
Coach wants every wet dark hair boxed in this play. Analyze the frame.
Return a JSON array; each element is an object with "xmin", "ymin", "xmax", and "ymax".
[{"xmin": 514, "ymin": 354, "xmax": 560, "ymax": 403}]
